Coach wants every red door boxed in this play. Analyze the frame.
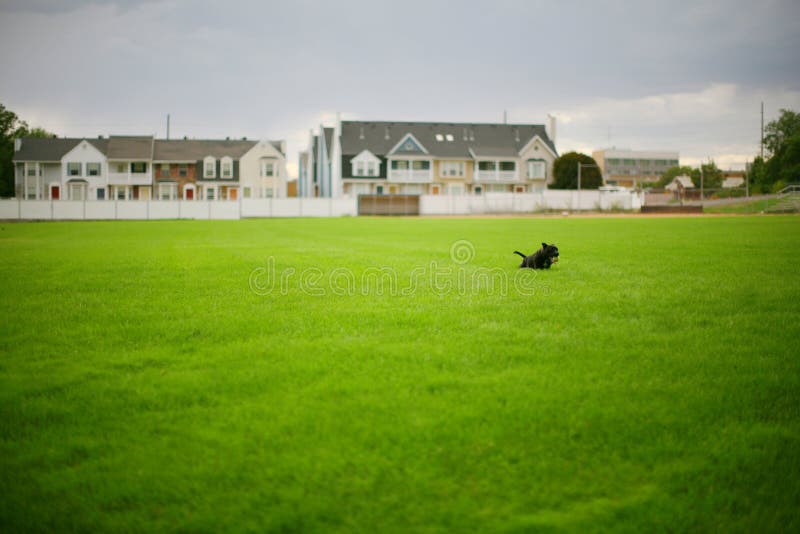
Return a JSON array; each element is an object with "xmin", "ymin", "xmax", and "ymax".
[
  {"xmin": 186, "ymin": 189, "xmax": 194, "ymax": 200},
  {"xmin": 51, "ymin": 186, "xmax": 60, "ymax": 200}
]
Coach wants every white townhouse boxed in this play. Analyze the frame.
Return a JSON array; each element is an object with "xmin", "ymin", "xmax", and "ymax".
[{"xmin": 300, "ymin": 118, "xmax": 558, "ymax": 197}]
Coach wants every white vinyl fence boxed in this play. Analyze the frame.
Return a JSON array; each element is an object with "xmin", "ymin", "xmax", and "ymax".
[{"xmin": 0, "ymin": 191, "xmax": 642, "ymax": 220}]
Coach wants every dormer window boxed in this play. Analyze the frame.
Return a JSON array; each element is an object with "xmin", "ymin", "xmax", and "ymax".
[
  {"xmin": 351, "ymin": 150, "xmax": 381, "ymax": 177},
  {"xmin": 204, "ymin": 156, "xmax": 216, "ymax": 178},
  {"xmin": 221, "ymin": 157, "xmax": 233, "ymax": 178},
  {"xmin": 445, "ymin": 134, "xmax": 454, "ymax": 142},
  {"xmin": 435, "ymin": 134, "xmax": 444, "ymax": 141}
]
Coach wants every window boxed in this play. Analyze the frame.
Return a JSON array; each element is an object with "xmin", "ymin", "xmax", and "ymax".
[
  {"xmin": 264, "ymin": 188, "xmax": 273, "ymax": 198},
  {"xmin": 478, "ymin": 161, "xmax": 496, "ymax": 171},
  {"xmin": 367, "ymin": 161, "xmax": 377, "ymax": 176},
  {"xmin": 527, "ymin": 160, "xmax": 545, "ymax": 179},
  {"xmin": 116, "ymin": 163, "xmax": 125, "ymax": 173},
  {"xmin": 435, "ymin": 134, "xmax": 444, "ymax": 141},
  {"xmin": 243, "ymin": 187, "xmax": 251, "ymax": 198},
  {"xmin": 131, "ymin": 162, "xmax": 147, "ymax": 173},
  {"xmin": 67, "ymin": 162, "xmax": 81, "ymax": 176},
  {"xmin": 96, "ymin": 188, "xmax": 106, "ymax": 200},
  {"xmin": 221, "ymin": 160, "xmax": 232, "ymax": 178},
  {"xmin": 160, "ymin": 163, "xmax": 171, "ymax": 177},
  {"xmin": 26, "ymin": 165, "xmax": 37, "ymax": 177},
  {"xmin": 376, "ymin": 185, "xmax": 384, "ymax": 195},
  {"xmin": 87, "ymin": 162, "xmax": 101, "ymax": 176},
  {"xmin": 116, "ymin": 187, "xmax": 127, "ymax": 200},
  {"xmin": 440, "ymin": 161, "xmax": 464, "ymax": 177},
  {"xmin": 204, "ymin": 157, "xmax": 216, "ymax": 178},
  {"xmin": 25, "ymin": 177, "xmax": 37, "ymax": 199},
  {"xmin": 499, "ymin": 161, "xmax": 515, "ymax": 171},
  {"xmin": 159, "ymin": 183, "xmax": 177, "ymax": 200},
  {"xmin": 179, "ymin": 165, "xmax": 188, "ymax": 177},
  {"xmin": 445, "ymin": 134, "xmax": 454, "ymax": 142},
  {"xmin": 391, "ymin": 160, "xmax": 408, "ymax": 170},
  {"xmin": 474, "ymin": 185, "xmax": 483, "ymax": 195},
  {"xmin": 261, "ymin": 159, "xmax": 275, "ymax": 177},
  {"xmin": 412, "ymin": 160, "xmax": 430, "ymax": 170},
  {"xmin": 206, "ymin": 187, "xmax": 215, "ymax": 200},
  {"xmin": 356, "ymin": 161, "xmax": 365, "ymax": 176}
]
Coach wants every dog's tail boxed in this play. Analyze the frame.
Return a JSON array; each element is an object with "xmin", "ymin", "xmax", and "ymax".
[{"xmin": 513, "ymin": 251, "xmax": 527, "ymax": 259}]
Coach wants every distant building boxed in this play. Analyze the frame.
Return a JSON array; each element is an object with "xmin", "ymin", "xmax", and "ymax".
[
  {"xmin": 593, "ymin": 148, "xmax": 680, "ymax": 188},
  {"xmin": 665, "ymin": 175, "xmax": 694, "ymax": 192},
  {"xmin": 721, "ymin": 170, "xmax": 746, "ymax": 189}
]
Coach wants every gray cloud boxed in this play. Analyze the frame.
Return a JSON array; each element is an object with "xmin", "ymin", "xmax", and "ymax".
[{"xmin": 1, "ymin": 0, "xmax": 798, "ymax": 173}]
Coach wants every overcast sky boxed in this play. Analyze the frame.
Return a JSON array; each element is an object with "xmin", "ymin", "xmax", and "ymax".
[{"xmin": 2, "ymin": 0, "xmax": 799, "ymax": 175}]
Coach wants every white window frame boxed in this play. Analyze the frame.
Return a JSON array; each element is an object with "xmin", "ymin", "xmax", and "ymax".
[
  {"xmin": 204, "ymin": 156, "xmax": 216, "ymax": 179},
  {"xmin": 527, "ymin": 160, "xmax": 546, "ymax": 179},
  {"xmin": 86, "ymin": 162, "xmax": 101, "ymax": 176},
  {"xmin": 221, "ymin": 156, "xmax": 233, "ymax": 179},
  {"xmin": 260, "ymin": 158, "xmax": 276, "ymax": 177},
  {"xmin": 205, "ymin": 186, "xmax": 216, "ymax": 200},
  {"xmin": 67, "ymin": 162, "xmax": 82, "ymax": 176},
  {"xmin": 158, "ymin": 183, "xmax": 178, "ymax": 201}
]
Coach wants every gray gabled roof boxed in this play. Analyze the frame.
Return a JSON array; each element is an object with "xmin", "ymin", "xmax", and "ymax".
[
  {"xmin": 106, "ymin": 136, "xmax": 154, "ymax": 160},
  {"xmin": 153, "ymin": 139, "xmax": 258, "ymax": 161},
  {"xmin": 340, "ymin": 121, "xmax": 557, "ymax": 159},
  {"xmin": 13, "ymin": 137, "xmax": 108, "ymax": 162}
]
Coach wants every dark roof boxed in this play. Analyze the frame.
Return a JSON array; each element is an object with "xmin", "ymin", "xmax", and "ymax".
[
  {"xmin": 340, "ymin": 121, "xmax": 557, "ymax": 158},
  {"xmin": 106, "ymin": 136, "xmax": 153, "ymax": 160},
  {"xmin": 153, "ymin": 139, "xmax": 257, "ymax": 161},
  {"xmin": 13, "ymin": 137, "xmax": 108, "ymax": 161}
]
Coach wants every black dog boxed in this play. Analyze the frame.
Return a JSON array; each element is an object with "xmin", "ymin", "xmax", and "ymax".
[{"xmin": 514, "ymin": 243, "xmax": 559, "ymax": 269}]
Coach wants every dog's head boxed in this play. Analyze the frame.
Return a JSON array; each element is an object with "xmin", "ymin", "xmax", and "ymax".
[{"xmin": 541, "ymin": 242, "xmax": 559, "ymax": 262}]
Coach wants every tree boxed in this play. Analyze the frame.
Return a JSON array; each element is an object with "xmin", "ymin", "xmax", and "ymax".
[
  {"xmin": 656, "ymin": 165, "xmax": 695, "ymax": 188},
  {"xmin": 551, "ymin": 152, "xmax": 602, "ymax": 189},
  {"xmin": 764, "ymin": 109, "xmax": 800, "ymax": 157},
  {"xmin": 0, "ymin": 103, "xmax": 56, "ymax": 197},
  {"xmin": 690, "ymin": 161, "xmax": 723, "ymax": 190},
  {"xmin": 755, "ymin": 109, "xmax": 800, "ymax": 190}
]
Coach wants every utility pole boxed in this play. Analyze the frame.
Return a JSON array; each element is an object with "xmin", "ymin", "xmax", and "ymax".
[
  {"xmin": 167, "ymin": 114, "xmax": 170, "ymax": 140},
  {"xmin": 760, "ymin": 102, "xmax": 764, "ymax": 160},
  {"xmin": 700, "ymin": 163, "xmax": 704, "ymax": 201}
]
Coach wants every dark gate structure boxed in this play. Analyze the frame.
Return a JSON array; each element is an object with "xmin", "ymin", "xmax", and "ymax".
[{"xmin": 358, "ymin": 195, "xmax": 420, "ymax": 216}]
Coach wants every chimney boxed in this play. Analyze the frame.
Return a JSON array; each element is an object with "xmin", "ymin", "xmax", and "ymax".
[
  {"xmin": 384, "ymin": 126, "xmax": 390, "ymax": 140},
  {"xmin": 14, "ymin": 139, "xmax": 22, "ymax": 152},
  {"xmin": 547, "ymin": 114, "xmax": 557, "ymax": 144},
  {"xmin": 280, "ymin": 140, "xmax": 287, "ymax": 154}
]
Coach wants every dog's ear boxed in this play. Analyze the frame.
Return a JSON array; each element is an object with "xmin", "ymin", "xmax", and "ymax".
[{"xmin": 541, "ymin": 242, "xmax": 548, "ymax": 249}]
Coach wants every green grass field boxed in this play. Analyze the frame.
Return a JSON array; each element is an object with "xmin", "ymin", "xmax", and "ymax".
[{"xmin": 2, "ymin": 216, "xmax": 799, "ymax": 532}]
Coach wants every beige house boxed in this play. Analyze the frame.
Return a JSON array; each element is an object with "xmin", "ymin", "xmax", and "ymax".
[{"xmin": 329, "ymin": 120, "xmax": 558, "ymax": 196}]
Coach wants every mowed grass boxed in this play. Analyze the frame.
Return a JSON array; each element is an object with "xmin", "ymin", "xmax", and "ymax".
[{"xmin": 1, "ymin": 215, "xmax": 799, "ymax": 532}]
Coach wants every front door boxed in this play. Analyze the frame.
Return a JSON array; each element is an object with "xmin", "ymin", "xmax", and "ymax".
[
  {"xmin": 186, "ymin": 188, "xmax": 194, "ymax": 200},
  {"xmin": 51, "ymin": 185, "xmax": 60, "ymax": 200},
  {"xmin": 229, "ymin": 188, "xmax": 237, "ymax": 201}
]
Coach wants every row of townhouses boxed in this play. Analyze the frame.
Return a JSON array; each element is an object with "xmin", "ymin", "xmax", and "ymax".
[
  {"xmin": 298, "ymin": 118, "xmax": 559, "ymax": 197},
  {"xmin": 13, "ymin": 136, "xmax": 287, "ymax": 201},
  {"xmin": 13, "ymin": 117, "xmax": 564, "ymax": 200}
]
